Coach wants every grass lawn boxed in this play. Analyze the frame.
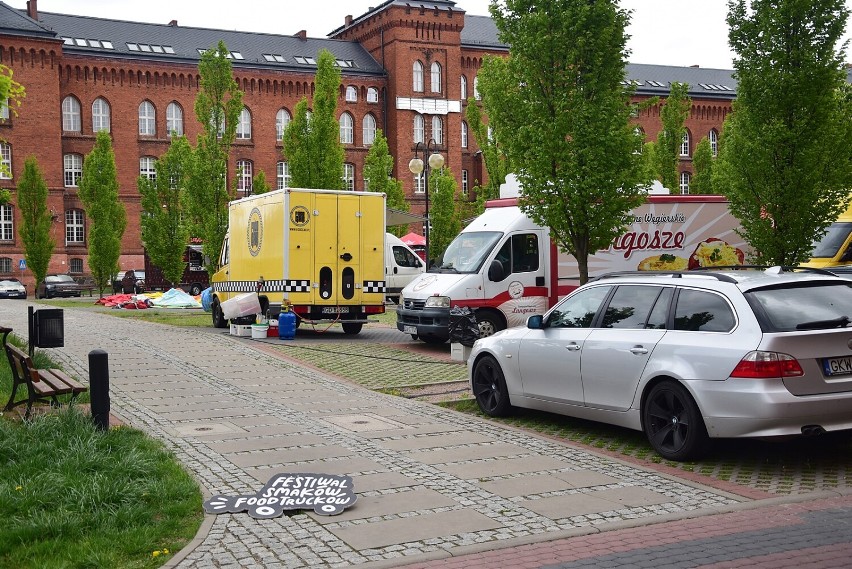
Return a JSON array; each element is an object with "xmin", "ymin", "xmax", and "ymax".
[{"xmin": 0, "ymin": 334, "xmax": 203, "ymax": 568}]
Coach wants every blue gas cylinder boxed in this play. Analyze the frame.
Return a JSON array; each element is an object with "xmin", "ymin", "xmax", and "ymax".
[{"xmin": 278, "ymin": 309, "xmax": 297, "ymax": 340}]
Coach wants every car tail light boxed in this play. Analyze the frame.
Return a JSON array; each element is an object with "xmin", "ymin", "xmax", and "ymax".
[
  {"xmin": 730, "ymin": 351, "xmax": 804, "ymax": 378},
  {"xmin": 365, "ymin": 305, "xmax": 385, "ymax": 314}
]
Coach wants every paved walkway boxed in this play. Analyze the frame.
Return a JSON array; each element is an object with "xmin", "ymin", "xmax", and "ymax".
[{"xmin": 1, "ymin": 302, "xmax": 850, "ymax": 568}]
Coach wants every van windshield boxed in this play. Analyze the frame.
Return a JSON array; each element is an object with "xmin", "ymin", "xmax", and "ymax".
[
  {"xmin": 811, "ymin": 222, "xmax": 852, "ymax": 258},
  {"xmin": 431, "ymin": 231, "xmax": 503, "ymax": 273}
]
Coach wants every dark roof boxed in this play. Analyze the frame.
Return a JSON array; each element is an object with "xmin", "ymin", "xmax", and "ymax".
[
  {"xmin": 460, "ymin": 15, "xmax": 505, "ymax": 50},
  {"xmin": 21, "ymin": 8, "xmax": 386, "ymax": 76},
  {"xmin": 0, "ymin": 1, "xmax": 56, "ymax": 39},
  {"xmin": 627, "ymin": 64, "xmax": 737, "ymax": 99}
]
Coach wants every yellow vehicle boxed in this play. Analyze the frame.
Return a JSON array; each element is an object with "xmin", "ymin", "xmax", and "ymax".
[
  {"xmin": 211, "ymin": 188, "xmax": 386, "ymax": 334},
  {"xmin": 804, "ymin": 202, "xmax": 852, "ymax": 269}
]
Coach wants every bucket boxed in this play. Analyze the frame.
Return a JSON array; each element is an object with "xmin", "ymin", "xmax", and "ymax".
[
  {"xmin": 267, "ymin": 321, "xmax": 278, "ymax": 338},
  {"xmin": 251, "ymin": 324, "xmax": 269, "ymax": 339}
]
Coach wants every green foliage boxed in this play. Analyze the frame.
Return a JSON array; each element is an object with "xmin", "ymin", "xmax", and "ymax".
[
  {"xmin": 654, "ymin": 82, "xmax": 691, "ymax": 192},
  {"xmin": 364, "ymin": 130, "xmax": 406, "ymax": 236},
  {"xmin": 0, "ymin": 64, "xmax": 24, "ymax": 197},
  {"xmin": 78, "ymin": 131, "xmax": 126, "ymax": 294},
  {"xmin": 282, "ymin": 49, "xmax": 344, "ymax": 189},
  {"xmin": 16, "ymin": 157, "xmax": 54, "ymax": 288},
  {"xmin": 478, "ymin": 0, "xmax": 649, "ymax": 283},
  {"xmin": 139, "ymin": 136, "xmax": 194, "ymax": 285},
  {"xmin": 185, "ymin": 41, "xmax": 243, "ymax": 279},
  {"xmin": 252, "ymin": 169, "xmax": 271, "ymax": 195},
  {"xmin": 465, "ymin": 99, "xmax": 509, "ymax": 213},
  {"xmin": 715, "ymin": 0, "xmax": 852, "ymax": 265},
  {"xmin": 428, "ymin": 167, "xmax": 461, "ymax": 262},
  {"xmin": 691, "ymin": 137, "xmax": 714, "ymax": 195}
]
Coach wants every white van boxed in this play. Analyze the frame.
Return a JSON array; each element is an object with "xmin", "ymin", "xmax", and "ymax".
[{"xmin": 386, "ymin": 233, "xmax": 425, "ymax": 303}]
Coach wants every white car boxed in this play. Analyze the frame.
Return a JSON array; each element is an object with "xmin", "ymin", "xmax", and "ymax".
[
  {"xmin": 469, "ymin": 267, "xmax": 852, "ymax": 460},
  {"xmin": 0, "ymin": 278, "xmax": 27, "ymax": 299}
]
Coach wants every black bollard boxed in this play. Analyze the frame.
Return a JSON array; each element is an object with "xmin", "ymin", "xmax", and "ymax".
[{"xmin": 89, "ymin": 349, "xmax": 110, "ymax": 431}]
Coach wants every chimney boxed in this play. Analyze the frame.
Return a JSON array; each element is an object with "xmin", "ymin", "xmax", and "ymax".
[
  {"xmin": 345, "ymin": 15, "xmax": 353, "ymax": 27},
  {"xmin": 168, "ymin": 19, "xmax": 178, "ymax": 27},
  {"xmin": 295, "ymin": 30, "xmax": 307, "ymax": 41},
  {"xmin": 26, "ymin": 0, "xmax": 37, "ymax": 20}
]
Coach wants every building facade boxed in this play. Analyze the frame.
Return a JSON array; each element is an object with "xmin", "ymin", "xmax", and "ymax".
[{"xmin": 0, "ymin": 0, "xmax": 735, "ymax": 290}]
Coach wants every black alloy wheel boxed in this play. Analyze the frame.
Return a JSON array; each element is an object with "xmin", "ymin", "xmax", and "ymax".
[
  {"xmin": 642, "ymin": 380, "xmax": 708, "ymax": 461},
  {"xmin": 471, "ymin": 355, "xmax": 512, "ymax": 417}
]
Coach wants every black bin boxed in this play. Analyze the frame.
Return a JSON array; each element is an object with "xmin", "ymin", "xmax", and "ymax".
[{"xmin": 33, "ymin": 308, "xmax": 64, "ymax": 348}]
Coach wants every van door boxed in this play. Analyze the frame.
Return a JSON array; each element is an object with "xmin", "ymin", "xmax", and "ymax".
[
  {"xmin": 482, "ymin": 231, "xmax": 549, "ymax": 328},
  {"xmin": 386, "ymin": 239, "xmax": 424, "ymax": 297}
]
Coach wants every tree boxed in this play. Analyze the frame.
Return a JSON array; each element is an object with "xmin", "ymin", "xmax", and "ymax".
[
  {"xmin": 477, "ymin": 0, "xmax": 648, "ymax": 284},
  {"xmin": 427, "ymin": 167, "xmax": 461, "ymax": 263},
  {"xmin": 691, "ymin": 137, "xmax": 714, "ymax": 195},
  {"xmin": 715, "ymin": 0, "xmax": 852, "ymax": 265},
  {"xmin": 78, "ymin": 131, "xmax": 126, "ymax": 294},
  {"xmin": 0, "ymin": 64, "xmax": 24, "ymax": 205},
  {"xmin": 653, "ymin": 82, "xmax": 691, "ymax": 192},
  {"xmin": 139, "ymin": 136, "xmax": 194, "ymax": 286},
  {"xmin": 16, "ymin": 157, "xmax": 54, "ymax": 291},
  {"xmin": 185, "ymin": 41, "xmax": 244, "ymax": 279},
  {"xmin": 252, "ymin": 170, "xmax": 271, "ymax": 195},
  {"xmin": 282, "ymin": 49, "xmax": 344, "ymax": 189},
  {"xmin": 465, "ymin": 98, "xmax": 509, "ymax": 211},
  {"xmin": 364, "ymin": 130, "xmax": 406, "ymax": 236}
]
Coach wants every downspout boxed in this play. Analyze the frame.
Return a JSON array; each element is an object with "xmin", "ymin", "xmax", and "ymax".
[{"xmin": 381, "ymin": 28, "xmax": 388, "ymax": 133}]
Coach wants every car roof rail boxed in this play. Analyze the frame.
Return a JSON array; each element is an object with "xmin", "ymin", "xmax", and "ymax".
[
  {"xmin": 692, "ymin": 264, "xmax": 840, "ymax": 277},
  {"xmin": 590, "ymin": 270, "xmax": 739, "ymax": 283}
]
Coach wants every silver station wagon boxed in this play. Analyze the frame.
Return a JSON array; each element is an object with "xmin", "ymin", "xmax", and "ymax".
[{"xmin": 468, "ymin": 267, "xmax": 852, "ymax": 460}]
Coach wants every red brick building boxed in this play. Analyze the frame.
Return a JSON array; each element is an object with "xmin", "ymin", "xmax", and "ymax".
[{"xmin": 0, "ymin": 0, "xmax": 735, "ymax": 290}]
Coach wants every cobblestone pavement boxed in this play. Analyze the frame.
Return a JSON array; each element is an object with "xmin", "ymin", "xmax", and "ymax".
[{"xmin": 2, "ymin": 302, "xmax": 850, "ymax": 568}]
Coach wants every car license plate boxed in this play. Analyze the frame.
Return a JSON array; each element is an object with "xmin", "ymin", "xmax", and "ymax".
[
  {"xmin": 823, "ymin": 356, "xmax": 852, "ymax": 376},
  {"xmin": 321, "ymin": 306, "xmax": 349, "ymax": 314},
  {"xmin": 404, "ymin": 325, "xmax": 417, "ymax": 335}
]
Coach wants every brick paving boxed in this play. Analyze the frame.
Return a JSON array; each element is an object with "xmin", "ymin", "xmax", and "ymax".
[{"xmin": 2, "ymin": 302, "xmax": 851, "ymax": 568}]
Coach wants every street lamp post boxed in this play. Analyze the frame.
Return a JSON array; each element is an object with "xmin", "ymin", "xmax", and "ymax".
[{"xmin": 408, "ymin": 139, "xmax": 444, "ymax": 266}]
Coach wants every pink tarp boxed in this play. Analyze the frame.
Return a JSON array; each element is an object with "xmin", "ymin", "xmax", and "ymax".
[{"xmin": 401, "ymin": 232, "xmax": 425, "ymax": 246}]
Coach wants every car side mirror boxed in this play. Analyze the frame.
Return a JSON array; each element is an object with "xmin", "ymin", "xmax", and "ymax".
[
  {"xmin": 527, "ymin": 315, "xmax": 544, "ymax": 329},
  {"xmin": 488, "ymin": 259, "xmax": 505, "ymax": 282}
]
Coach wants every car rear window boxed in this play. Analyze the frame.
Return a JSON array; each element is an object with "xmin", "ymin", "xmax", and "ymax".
[{"xmin": 746, "ymin": 282, "xmax": 852, "ymax": 331}]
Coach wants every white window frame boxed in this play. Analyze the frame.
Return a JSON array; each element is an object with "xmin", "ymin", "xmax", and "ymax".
[
  {"xmin": 680, "ymin": 171, "xmax": 691, "ymax": 194},
  {"xmin": 414, "ymin": 172, "xmax": 425, "ymax": 194},
  {"xmin": 362, "ymin": 114, "xmax": 376, "ymax": 146},
  {"xmin": 709, "ymin": 129, "xmax": 718, "ymax": 157},
  {"xmin": 413, "ymin": 114, "xmax": 424, "ymax": 144},
  {"xmin": 462, "ymin": 169, "xmax": 469, "ymax": 195},
  {"xmin": 413, "ymin": 60, "xmax": 424, "ymax": 92},
  {"xmin": 0, "ymin": 257, "xmax": 10, "ymax": 272},
  {"xmin": 138, "ymin": 101, "xmax": 155, "ymax": 135},
  {"xmin": 430, "ymin": 61, "xmax": 441, "ymax": 93},
  {"xmin": 0, "ymin": 204, "xmax": 12, "ymax": 241},
  {"xmin": 0, "ymin": 143, "xmax": 11, "ymax": 180},
  {"xmin": 460, "ymin": 75, "xmax": 467, "ymax": 100},
  {"xmin": 276, "ymin": 108, "xmax": 290, "ymax": 141},
  {"xmin": 62, "ymin": 96, "xmax": 81, "ymax": 132},
  {"xmin": 139, "ymin": 156, "xmax": 156, "ymax": 181},
  {"xmin": 680, "ymin": 130, "xmax": 690, "ymax": 157},
  {"xmin": 166, "ymin": 102, "xmax": 183, "ymax": 136},
  {"xmin": 367, "ymin": 87, "xmax": 379, "ymax": 103},
  {"xmin": 0, "ymin": 97, "xmax": 9, "ymax": 120},
  {"xmin": 236, "ymin": 107, "xmax": 252, "ymax": 139},
  {"xmin": 339, "ymin": 112, "xmax": 354, "ymax": 144},
  {"xmin": 277, "ymin": 161, "xmax": 290, "ymax": 190},
  {"xmin": 237, "ymin": 159, "xmax": 253, "ymax": 193},
  {"xmin": 343, "ymin": 163, "xmax": 355, "ymax": 191},
  {"xmin": 64, "ymin": 154, "xmax": 83, "ymax": 187},
  {"xmin": 474, "ymin": 75, "xmax": 480, "ymax": 100},
  {"xmin": 345, "ymin": 86, "xmax": 357, "ymax": 102},
  {"xmin": 461, "ymin": 121, "xmax": 468, "ymax": 148},
  {"xmin": 431, "ymin": 115, "xmax": 443, "ymax": 145},
  {"xmin": 65, "ymin": 209, "xmax": 85, "ymax": 244},
  {"xmin": 92, "ymin": 97, "xmax": 110, "ymax": 132}
]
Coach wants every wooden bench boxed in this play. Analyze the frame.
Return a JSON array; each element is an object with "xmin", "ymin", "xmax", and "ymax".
[{"xmin": 1, "ymin": 326, "xmax": 87, "ymax": 419}]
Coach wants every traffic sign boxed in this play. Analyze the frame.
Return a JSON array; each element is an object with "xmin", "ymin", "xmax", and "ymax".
[{"xmin": 18, "ymin": 259, "xmax": 26, "ymax": 270}]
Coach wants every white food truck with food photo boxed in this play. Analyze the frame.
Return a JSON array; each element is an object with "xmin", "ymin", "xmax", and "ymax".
[{"xmin": 397, "ymin": 177, "xmax": 747, "ymax": 344}]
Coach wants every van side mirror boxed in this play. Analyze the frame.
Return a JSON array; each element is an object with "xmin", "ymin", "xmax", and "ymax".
[
  {"xmin": 488, "ymin": 259, "xmax": 505, "ymax": 282},
  {"xmin": 527, "ymin": 315, "xmax": 543, "ymax": 329}
]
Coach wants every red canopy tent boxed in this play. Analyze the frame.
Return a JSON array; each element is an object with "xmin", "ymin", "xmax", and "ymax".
[{"xmin": 400, "ymin": 232, "xmax": 425, "ymax": 246}]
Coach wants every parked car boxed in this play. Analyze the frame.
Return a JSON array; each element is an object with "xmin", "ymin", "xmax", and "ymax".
[
  {"xmin": 113, "ymin": 269, "xmax": 145, "ymax": 294},
  {"xmin": 36, "ymin": 274, "xmax": 83, "ymax": 299},
  {"xmin": 469, "ymin": 266, "xmax": 852, "ymax": 461},
  {"xmin": 0, "ymin": 278, "xmax": 27, "ymax": 299}
]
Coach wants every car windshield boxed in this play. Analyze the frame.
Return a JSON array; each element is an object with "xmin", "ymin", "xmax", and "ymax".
[
  {"xmin": 431, "ymin": 231, "xmax": 503, "ymax": 274},
  {"xmin": 810, "ymin": 222, "xmax": 852, "ymax": 258},
  {"xmin": 46, "ymin": 275, "xmax": 74, "ymax": 283},
  {"xmin": 0, "ymin": 279, "xmax": 20, "ymax": 285},
  {"xmin": 746, "ymin": 282, "xmax": 852, "ymax": 331}
]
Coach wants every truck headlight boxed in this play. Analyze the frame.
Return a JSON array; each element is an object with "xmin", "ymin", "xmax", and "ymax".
[{"xmin": 425, "ymin": 295, "xmax": 450, "ymax": 308}]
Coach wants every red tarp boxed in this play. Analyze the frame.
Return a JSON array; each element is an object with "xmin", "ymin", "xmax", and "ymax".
[{"xmin": 401, "ymin": 232, "xmax": 425, "ymax": 246}]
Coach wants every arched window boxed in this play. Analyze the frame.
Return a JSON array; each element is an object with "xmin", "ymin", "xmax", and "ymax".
[
  {"xmin": 363, "ymin": 114, "xmax": 376, "ymax": 146},
  {"xmin": 345, "ymin": 86, "xmax": 357, "ymax": 102},
  {"xmin": 709, "ymin": 129, "xmax": 719, "ymax": 157},
  {"xmin": 413, "ymin": 60, "xmax": 424, "ymax": 92},
  {"xmin": 92, "ymin": 97, "xmax": 110, "ymax": 132},
  {"xmin": 461, "ymin": 121, "xmax": 468, "ymax": 148},
  {"xmin": 413, "ymin": 114, "xmax": 424, "ymax": 143},
  {"xmin": 367, "ymin": 87, "xmax": 379, "ymax": 103},
  {"xmin": 680, "ymin": 171, "xmax": 691, "ymax": 194},
  {"xmin": 138, "ymin": 101, "xmax": 155, "ymax": 135},
  {"xmin": 65, "ymin": 209, "xmax": 85, "ymax": 244},
  {"xmin": 430, "ymin": 61, "xmax": 441, "ymax": 93},
  {"xmin": 166, "ymin": 102, "xmax": 183, "ymax": 136},
  {"xmin": 236, "ymin": 107, "xmax": 251, "ymax": 139},
  {"xmin": 237, "ymin": 159, "xmax": 253, "ymax": 193},
  {"xmin": 276, "ymin": 108, "xmax": 291, "ymax": 141},
  {"xmin": 0, "ymin": 143, "xmax": 11, "ymax": 180},
  {"xmin": 63, "ymin": 154, "xmax": 83, "ymax": 187},
  {"xmin": 432, "ymin": 116, "xmax": 443, "ymax": 145},
  {"xmin": 680, "ymin": 130, "xmax": 691, "ymax": 157},
  {"xmin": 460, "ymin": 75, "xmax": 467, "ymax": 100},
  {"xmin": 277, "ymin": 161, "xmax": 290, "ymax": 190},
  {"xmin": 339, "ymin": 112, "xmax": 354, "ymax": 144},
  {"xmin": 473, "ymin": 75, "xmax": 480, "ymax": 100},
  {"xmin": 139, "ymin": 156, "xmax": 157, "ymax": 180},
  {"xmin": 62, "ymin": 96, "xmax": 81, "ymax": 132}
]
